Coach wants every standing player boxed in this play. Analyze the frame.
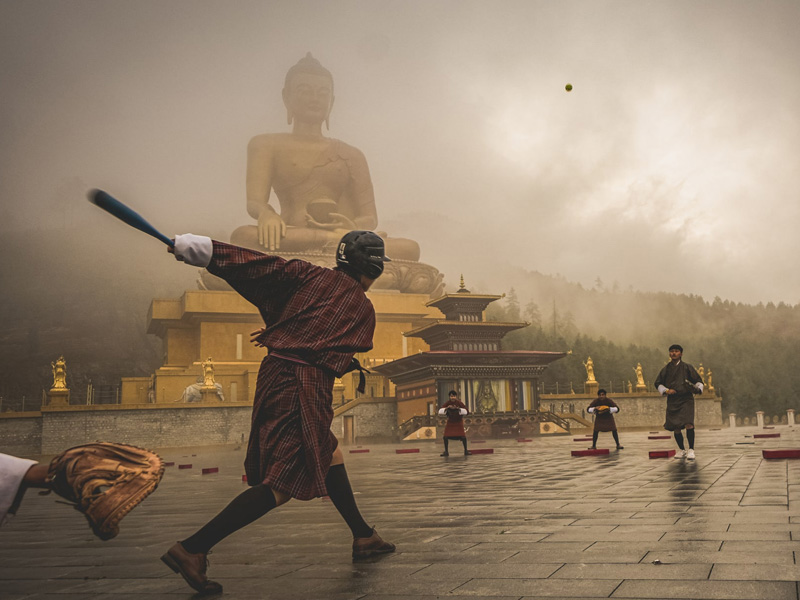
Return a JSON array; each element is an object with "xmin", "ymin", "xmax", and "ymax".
[
  {"xmin": 654, "ymin": 344, "xmax": 704, "ymax": 460},
  {"xmin": 438, "ymin": 390, "xmax": 471, "ymax": 456},
  {"xmin": 161, "ymin": 231, "xmax": 395, "ymax": 595},
  {"xmin": 586, "ymin": 389, "xmax": 623, "ymax": 450}
]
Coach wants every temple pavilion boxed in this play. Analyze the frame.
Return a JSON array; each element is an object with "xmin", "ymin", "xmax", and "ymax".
[{"xmin": 373, "ymin": 278, "xmax": 567, "ymax": 437}]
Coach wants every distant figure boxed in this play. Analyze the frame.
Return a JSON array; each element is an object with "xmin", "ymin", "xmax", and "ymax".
[
  {"xmin": 51, "ymin": 356, "xmax": 67, "ymax": 390},
  {"xmin": 627, "ymin": 381, "xmax": 633, "ymax": 394},
  {"xmin": 438, "ymin": 390, "xmax": 470, "ymax": 457},
  {"xmin": 654, "ymin": 344, "xmax": 703, "ymax": 460},
  {"xmin": 586, "ymin": 389, "xmax": 623, "ymax": 450}
]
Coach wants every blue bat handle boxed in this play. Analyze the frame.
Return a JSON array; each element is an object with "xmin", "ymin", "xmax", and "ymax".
[{"xmin": 88, "ymin": 189, "xmax": 174, "ymax": 247}]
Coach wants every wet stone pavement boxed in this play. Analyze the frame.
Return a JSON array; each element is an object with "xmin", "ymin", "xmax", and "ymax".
[{"xmin": 3, "ymin": 425, "xmax": 800, "ymax": 600}]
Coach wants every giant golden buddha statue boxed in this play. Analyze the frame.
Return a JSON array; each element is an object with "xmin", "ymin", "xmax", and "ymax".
[{"xmin": 213, "ymin": 53, "xmax": 440, "ymax": 294}]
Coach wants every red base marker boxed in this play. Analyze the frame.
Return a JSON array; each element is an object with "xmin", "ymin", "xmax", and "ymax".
[
  {"xmin": 471, "ymin": 440, "xmax": 486, "ymax": 444},
  {"xmin": 396, "ymin": 448, "xmax": 420, "ymax": 454},
  {"xmin": 573, "ymin": 437, "xmax": 592, "ymax": 442},
  {"xmin": 516, "ymin": 438, "xmax": 533, "ymax": 442},
  {"xmin": 202, "ymin": 467, "xmax": 219, "ymax": 475},
  {"xmin": 178, "ymin": 464, "xmax": 192, "ymax": 469},
  {"xmin": 648, "ymin": 435, "xmax": 671, "ymax": 439},
  {"xmin": 649, "ymin": 449, "xmax": 676, "ymax": 459},
  {"xmin": 763, "ymin": 449, "xmax": 800, "ymax": 459},
  {"xmin": 470, "ymin": 448, "xmax": 494, "ymax": 454},
  {"xmin": 754, "ymin": 433, "xmax": 781, "ymax": 439},
  {"xmin": 349, "ymin": 449, "xmax": 370, "ymax": 454},
  {"xmin": 571, "ymin": 448, "xmax": 609, "ymax": 457}
]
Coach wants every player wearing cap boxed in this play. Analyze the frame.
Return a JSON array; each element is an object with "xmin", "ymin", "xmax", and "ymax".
[{"xmin": 162, "ymin": 231, "xmax": 395, "ymax": 595}]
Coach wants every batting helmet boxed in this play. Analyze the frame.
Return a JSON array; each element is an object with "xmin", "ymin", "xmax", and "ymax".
[{"xmin": 336, "ymin": 230, "xmax": 391, "ymax": 279}]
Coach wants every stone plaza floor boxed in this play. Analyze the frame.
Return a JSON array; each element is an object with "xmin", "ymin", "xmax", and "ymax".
[{"xmin": 3, "ymin": 425, "xmax": 800, "ymax": 599}]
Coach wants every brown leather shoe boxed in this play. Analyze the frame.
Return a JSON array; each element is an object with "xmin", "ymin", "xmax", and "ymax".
[
  {"xmin": 161, "ymin": 542, "xmax": 223, "ymax": 595},
  {"xmin": 352, "ymin": 528, "xmax": 396, "ymax": 559}
]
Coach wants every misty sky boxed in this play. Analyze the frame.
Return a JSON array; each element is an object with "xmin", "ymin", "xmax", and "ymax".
[{"xmin": 2, "ymin": 0, "xmax": 799, "ymax": 305}]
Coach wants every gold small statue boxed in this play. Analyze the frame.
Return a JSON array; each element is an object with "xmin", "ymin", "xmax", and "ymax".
[
  {"xmin": 583, "ymin": 357, "xmax": 596, "ymax": 382},
  {"xmin": 707, "ymin": 369, "xmax": 714, "ymax": 392},
  {"xmin": 51, "ymin": 356, "xmax": 67, "ymax": 390},
  {"xmin": 627, "ymin": 381, "xmax": 633, "ymax": 394},
  {"xmin": 698, "ymin": 363, "xmax": 706, "ymax": 384},
  {"xmin": 201, "ymin": 357, "xmax": 216, "ymax": 388},
  {"xmin": 634, "ymin": 363, "xmax": 645, "ymax": 387}
]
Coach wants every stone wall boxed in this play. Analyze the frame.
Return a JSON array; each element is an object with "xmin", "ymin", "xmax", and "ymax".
[
  {"xmin": 1, "ymin": 393, "xmax": 721, "ymax": 457},
  {"xmin": 332, "ymin": 399, "xmax": 397, "ymax": 444},
  {"xmin": 0, "ymin": 412, "xmax": 43, "ymax": 456},
  {"xmin": 0, "ymin": 404, "xmax": 251, "ymax": 456},
  {"xmin": 545, "ymin": 392, "xmax": 723, "ymax": 429}
]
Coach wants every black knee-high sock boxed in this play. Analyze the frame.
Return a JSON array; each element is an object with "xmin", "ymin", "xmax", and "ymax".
[
  {"xmin": 592, "ymin": 431, "xmax": 599, "ymax": 448},
  {"xmin": 612, "ymin": 430, "xmax": 621, "ymax": 446},
  {"xmin": 325, "ymin": 464, "xmax": 373, "ymax": 539},
  {"xmin": 674, "ymin": 430, "xmax": 685, "ymax": 450},
  {"xmin": 686, "ymin": 428, "xmax": 695, "ymax": 449},
  {"xmin": 443, "ymin": 438, "xmax": 449, "ymax": 453},
  {"xmin": 461, "ymin": 437, "xmax": 468, "ymax": 453},
  {"xmin": 181, "ymin": 484, "xmax": 277, "ymax": 554}
]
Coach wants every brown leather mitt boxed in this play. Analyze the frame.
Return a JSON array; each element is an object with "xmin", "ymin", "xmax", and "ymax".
[{"xmin": 45, "ymin": 442, "xmax": 164, "ymax": 540}]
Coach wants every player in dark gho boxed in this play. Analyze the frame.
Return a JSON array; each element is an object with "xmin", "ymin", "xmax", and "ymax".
[
  {"xmin": 654, "ymin": 344, "xmax": 703, "ymax": 460},
  {"xmin": 161, "ymin": 231, "xmax": 395, "ymax": 595},
  {"xmin": 586, "ymin": 389, "xmax": 623, "ymax": 450},
  {"xmin": 438, "ymin": 390, "xmax": 471, "ymax": 456}
]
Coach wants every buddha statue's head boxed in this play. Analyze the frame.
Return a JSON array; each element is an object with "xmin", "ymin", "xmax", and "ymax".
[{"xmin": 283, "ymin": 53, "xmax": 335, "ymax": 127}]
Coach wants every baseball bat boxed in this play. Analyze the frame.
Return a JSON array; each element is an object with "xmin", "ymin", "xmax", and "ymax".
[{"xmin": 88, "ymin": 189, "xmax": 174, "ymax": 247}]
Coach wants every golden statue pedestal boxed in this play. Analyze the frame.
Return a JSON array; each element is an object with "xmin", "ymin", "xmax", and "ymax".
[
  {"xmin": 48, "ymin": 388, "xmax": 70, "ymax": 407},
  {"xmin": 584, "ymin": 381, "xmax": 599, "ymax": 395}
]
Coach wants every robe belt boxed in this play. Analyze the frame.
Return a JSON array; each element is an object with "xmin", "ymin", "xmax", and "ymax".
[{"xmin": 269, "ymin": 352, "xmax": 370, "ymax": 394}]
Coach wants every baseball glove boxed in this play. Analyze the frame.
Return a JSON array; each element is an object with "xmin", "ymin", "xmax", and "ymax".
[{"xmin": 45, "ymin": 442, "xmax": 164, "ymax": 540}]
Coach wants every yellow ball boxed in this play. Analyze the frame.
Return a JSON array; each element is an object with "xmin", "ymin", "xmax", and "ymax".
[{"xmin": 565, "ymin": 83, "xmax": 573, "ymax": 92}]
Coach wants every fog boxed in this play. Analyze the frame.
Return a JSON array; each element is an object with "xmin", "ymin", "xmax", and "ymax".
[{"xmin": 2, "ymin": 0, "xmax": 799, "ymax": 305}]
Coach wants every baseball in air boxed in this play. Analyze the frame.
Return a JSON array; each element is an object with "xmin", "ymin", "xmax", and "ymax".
[{"xmin": 565, "ymin": 83, "xmax": 573, "ymax": 92}]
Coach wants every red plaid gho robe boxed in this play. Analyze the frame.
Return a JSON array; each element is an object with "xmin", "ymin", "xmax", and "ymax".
[{"xmin": 207, "ymin": 241, "xmax": 375, "ymax": 500}]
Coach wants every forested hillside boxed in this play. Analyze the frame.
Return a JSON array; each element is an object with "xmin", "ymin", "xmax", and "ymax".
[{"xmin": 487, "ymin": 282, "xmax": 800, "ymax": 417}]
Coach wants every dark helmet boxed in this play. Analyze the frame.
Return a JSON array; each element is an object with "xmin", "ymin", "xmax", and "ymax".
[{"xmin": 336, "ymin": 230, "xmax": 391, "ymax": 279}]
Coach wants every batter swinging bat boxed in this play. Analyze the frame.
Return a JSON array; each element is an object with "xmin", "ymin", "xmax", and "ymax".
[{"xmin": 88, "ymin": 189, "xmax": 174, "ymax": 247}]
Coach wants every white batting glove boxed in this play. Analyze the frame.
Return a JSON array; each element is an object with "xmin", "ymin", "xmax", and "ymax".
[{"xmin": 174, "ymin": 234, "xmax": 212, "ymax": 267}]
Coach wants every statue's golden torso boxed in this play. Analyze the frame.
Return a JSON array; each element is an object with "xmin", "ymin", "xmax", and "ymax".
[{"xmin": 265, "ymin": 133, "xmax": 363, "ymax": 227}]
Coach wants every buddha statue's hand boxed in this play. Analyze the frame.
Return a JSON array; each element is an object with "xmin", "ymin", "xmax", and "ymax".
[
  {"xmin": 258, "ymin": 210, "xmax": 286, "ymax": 251},
  {"xmin": 305, "ymin": 212, "xmax": 357, "ymax": 231}
]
